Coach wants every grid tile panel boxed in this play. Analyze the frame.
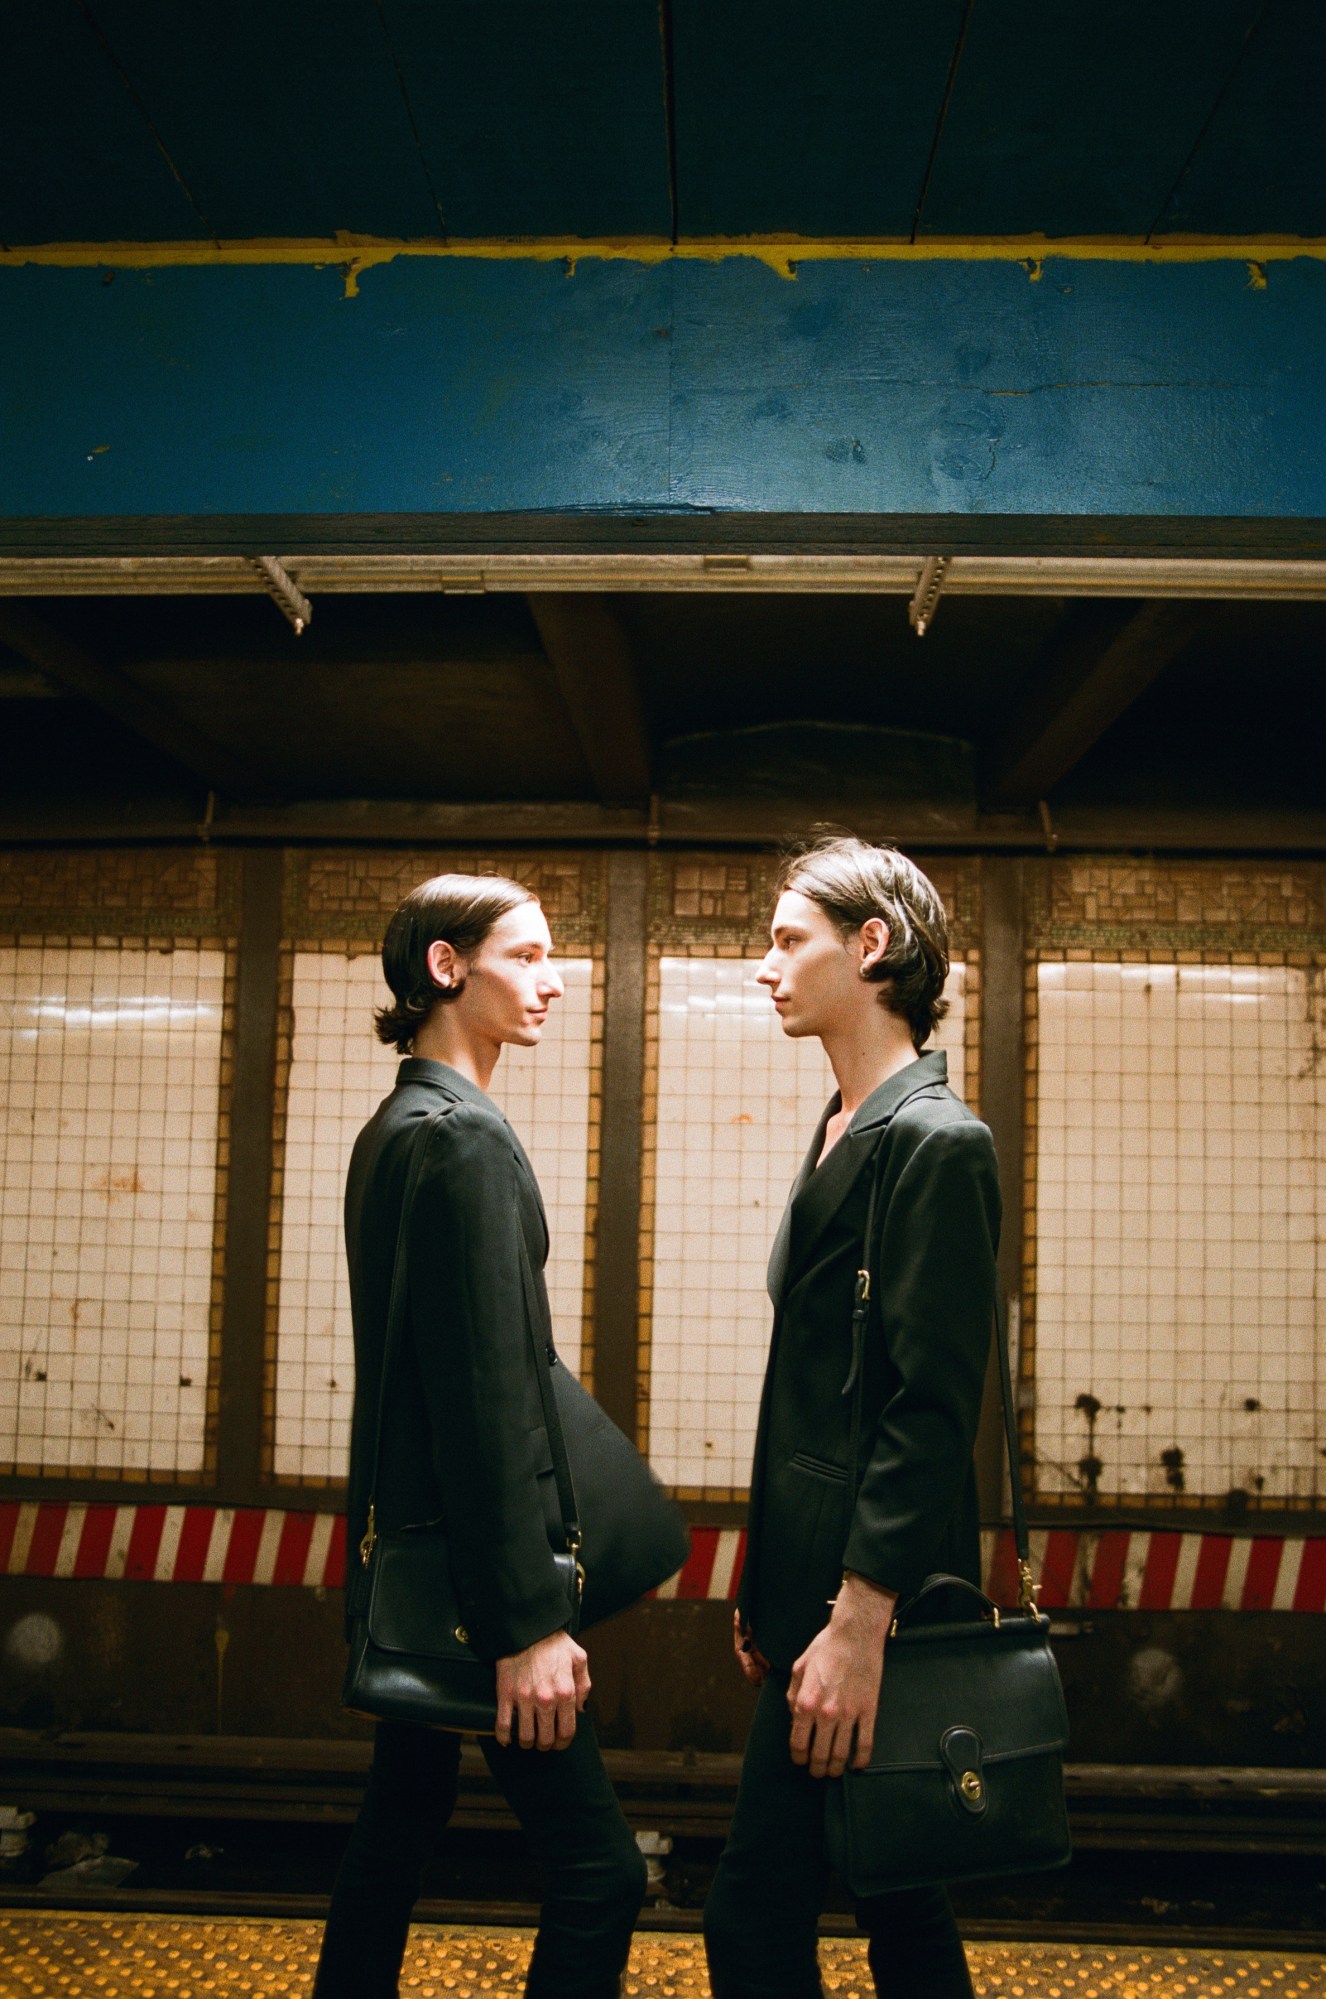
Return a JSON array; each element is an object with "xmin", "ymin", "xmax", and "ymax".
[
  {"xmin": 1033, "ymin": 960, "xmax": 1326, "ymax": 1506},
  {"xmin": 272, "ymin": 953, "xmax": 596, "ymax": 1482},
  {"xmin": 646, "ymin": 957, "xmax": 967, "ymax": 1493},
  {"xmin": 0, "ymin": 944, "xmax": 227, "ymax": 1477}
]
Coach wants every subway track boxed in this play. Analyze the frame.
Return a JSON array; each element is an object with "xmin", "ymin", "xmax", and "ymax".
[
  {"xmin": 0, "ymin": 1915, "xmax": 1323, "ymax": 1999},
  {"xmin": 0, "ymin": 1738, "xmax": 1322, "ymax": 1959}
]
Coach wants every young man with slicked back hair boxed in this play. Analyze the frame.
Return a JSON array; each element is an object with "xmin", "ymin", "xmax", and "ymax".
[{"xmin": 316, "ymin": 873, "xmax": 646, "ymax": 1999}]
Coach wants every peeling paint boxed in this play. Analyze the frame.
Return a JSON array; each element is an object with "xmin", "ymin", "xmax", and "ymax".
[{"xmin": 3, "ymin": 233, "xmax": 1326, "ymax": 288}]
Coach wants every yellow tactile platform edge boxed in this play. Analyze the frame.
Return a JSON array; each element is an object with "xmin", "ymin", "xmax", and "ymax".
[{"xmin": 0, "ymin": 1917, "xmax": 1322, "ymax": 1999}]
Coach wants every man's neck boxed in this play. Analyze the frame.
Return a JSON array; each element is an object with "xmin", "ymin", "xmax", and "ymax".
[
  {"xmin": 821, "ymin": 1016, "xmax": 919, "ymax": 1118},
  {"xmin": 410, "ymin": 1015, "xmax": 499, "ymax": 1092}
]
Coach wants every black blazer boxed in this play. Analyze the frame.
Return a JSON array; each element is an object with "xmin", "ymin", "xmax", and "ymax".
[
  {"xmin": 342, "ymin": 1057, "xmax": 572, "ymax": 1661},
  {"xmin": 738, "ymin": 1051, "xmax": 1002, "ymax": 1669}
]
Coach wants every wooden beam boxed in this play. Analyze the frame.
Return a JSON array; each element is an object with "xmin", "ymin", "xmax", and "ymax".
[
  {"xmin": 2, "ymin": 797, "xmax": 1326, "ymax": 853},
  {"xmin": 0, "ymin": 603, "xmax": 267, "ymax": 798},
  {"xmin": 982, "ymin": 600, "xmax": 1207, "ymax": 808},
  {"xmin": 593, "ymin": 852, "xmax": 648, "ymax": 1436},
  {"xmin": 527, "ymin": 594, "xmax": 652, "ymax": 806}
]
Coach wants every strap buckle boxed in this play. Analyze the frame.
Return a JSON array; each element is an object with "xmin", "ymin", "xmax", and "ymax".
[{"xmin": 1017, "ymin": 1558, "xmax": 1041, "ymax": 1615}]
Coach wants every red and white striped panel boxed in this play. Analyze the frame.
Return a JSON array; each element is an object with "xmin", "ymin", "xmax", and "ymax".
[
  {"xmin": 654, "ymin": 1525, "xmax": 1326, "ymax": 1613},
  {"xmin": 980, "ymin": 1526, "xmax": 1326, "ymax": 1613},
  {"xmin": 0, "ymin": 1502, "xmax": 346, "ymax": 1589},
  {"xmin": 4, "ymin": 1505, "xmax": 1325, "ymax": 1610}
]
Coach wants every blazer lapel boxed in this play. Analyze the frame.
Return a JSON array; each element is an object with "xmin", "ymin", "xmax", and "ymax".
[
  {"xmin": 767, "ymin": 1096, "xmax": 836, "ymax": 1305},
  {"xmin": 507, "ymin": 1128, "xmax": 551, "ymax": 1260},
  {"xmin": 781, "ymin": 1123, "xmax": 878, "ymax": 1294},
  {"xmin": 778, "ymin": 1051, "xmax": 951, "ymax": 1295}
]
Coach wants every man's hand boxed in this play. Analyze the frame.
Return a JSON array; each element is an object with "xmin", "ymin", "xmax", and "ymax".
[
  {"xmin": 732, "ymin": 1608, "xmax": 771, "ymax": 1686},
  {"xmin": 787, "ymin": 1572, "xmax": 896, "ymax": 1779},
  {"xmin": 495, "ymin": 1630, "xmax": 591, "ymax": 1750}
]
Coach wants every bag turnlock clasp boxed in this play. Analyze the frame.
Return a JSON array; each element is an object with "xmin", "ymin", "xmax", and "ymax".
[{"xmin": 939, "ymin": 1725, "xmax": 986, "ymax": 1816}]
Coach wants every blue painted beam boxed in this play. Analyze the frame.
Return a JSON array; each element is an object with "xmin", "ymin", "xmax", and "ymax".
[{"xmin": 2, "ymin": 255, "xmax": 1324, "ymax": 524}]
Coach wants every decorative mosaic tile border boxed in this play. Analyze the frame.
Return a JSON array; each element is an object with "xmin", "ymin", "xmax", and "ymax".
[
  {"xmin": 283, "ymin": 847, "xmax": 604, "ymax": 952},
  {"xmin": 0, "ymin": 848, "xmax": 240, "ymax": 939},
  {"xmin": 648, "ymin": 851, "xmax": 980, "ymax": 958},
  {"xmin": 1027, "ymin": 856, "xmax": 1326, "ymax": 954}
]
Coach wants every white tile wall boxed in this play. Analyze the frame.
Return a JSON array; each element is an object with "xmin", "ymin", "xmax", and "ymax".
[
  {"xmin": 0, "ymin": 944, "xmax": 226, "ymax": 1474},
  {"xmin": 273, "ymin": 953, "xmax": 595, "ymax": 1481},
  {"xmin": 648, "ymin": 958, "xmax": 967, "ymax": 1490},
  {"xmin": 1034, "ymin": 960, "xmax": 1326, "ymax": 1503}
]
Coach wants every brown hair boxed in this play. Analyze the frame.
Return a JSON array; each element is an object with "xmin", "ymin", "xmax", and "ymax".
[
  {"xmin": 776, "ymin": 834, "xmax": 950, "ymax": 1052},
  {"xmin": 374, "ymin": 872, "xmax": 537, "ymax": 1054}
]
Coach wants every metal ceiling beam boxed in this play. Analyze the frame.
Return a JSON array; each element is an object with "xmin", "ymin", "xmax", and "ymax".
[
  {"xmin": 527, "ymin": 594, "xmax": 653, "ymax": 807},
  {"xmin": 1, "ymin": 555, "xmax": 1326, "ymax": 598},
  {"xmin": 1, "ymin": 796, "xmax": 1323, "ymax": 854},
  {"xmin": 0, "ymin": 603, "xmax": 267, "ymax": 798},
  {"xmin": 982, "ymin": 600, "xmax": 1207, "ymax": 808}
]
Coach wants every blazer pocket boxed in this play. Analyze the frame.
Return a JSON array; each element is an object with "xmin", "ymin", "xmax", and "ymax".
[{"xmin": 790, "ymin": 1450, "xmax": 847, "ymax": 1483}]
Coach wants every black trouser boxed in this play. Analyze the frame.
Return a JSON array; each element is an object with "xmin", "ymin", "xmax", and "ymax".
[
  {"xmin": 704, "ymin": 1675, "xmax": 974, "ymax": 1999},
  {"xmin": 314, "ymin": 1715, "xmax": 646, "ymax": 1999}
]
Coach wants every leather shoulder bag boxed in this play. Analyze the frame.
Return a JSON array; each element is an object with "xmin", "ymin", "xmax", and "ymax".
[
  {"xmin": 823, "ymin": 1148, "xmax": 1072, "ymax": 1894},
  {"xmin": 343, "ymin": 1107, "xmax": 689, "ymax": 1733}
]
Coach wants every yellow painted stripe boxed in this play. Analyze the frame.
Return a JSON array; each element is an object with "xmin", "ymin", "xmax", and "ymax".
[{"xmin": 1, "ymin": 234, "xmax": 1324, "ymax": 289}]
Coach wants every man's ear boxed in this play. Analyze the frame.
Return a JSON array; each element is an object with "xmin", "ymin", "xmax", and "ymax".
[
  {"xmin": 426, "ymin": 937, "xmax": 461, "ymax": 991},
  {"xmin": 859, "ymin": 918, "xmax": 890, "ymax": 974}
]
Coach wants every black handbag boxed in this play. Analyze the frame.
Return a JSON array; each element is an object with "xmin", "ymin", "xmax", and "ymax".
[
  {"xmin": 343, "ymin": 1107, "xmax": 690, "ymax": 1733},
  {"xmin": 823, "ymin": 1160, "xmax": 1072, "ymax": 1894}
]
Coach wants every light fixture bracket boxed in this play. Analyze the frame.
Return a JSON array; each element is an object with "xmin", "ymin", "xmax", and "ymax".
[{"xmin": 251, "ymin": 555, "xmax": 312, "ymax": 634}]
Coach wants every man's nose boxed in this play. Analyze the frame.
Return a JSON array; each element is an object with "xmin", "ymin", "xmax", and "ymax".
[{"xmin": 755, "ymin": 957, "xmax": 777, "ymax": 985}]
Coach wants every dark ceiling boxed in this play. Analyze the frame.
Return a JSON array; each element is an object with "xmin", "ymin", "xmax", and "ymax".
[
  {"xmin": 5, "ymin": 0, "xmax": 1324, "ymax": 247},
  {"xmin": 1, "ymin": 592, "xmax": 1323, "ymax": 839}
]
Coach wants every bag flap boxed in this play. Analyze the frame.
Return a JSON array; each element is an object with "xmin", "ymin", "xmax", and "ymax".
[
  {"xmin": 366, "ymin": 1529, "xmax": 474, "ymax": 1661},
  {"xmin": 866, "ymin": 1615, "xmax": 1069, "ymax": 1770}
]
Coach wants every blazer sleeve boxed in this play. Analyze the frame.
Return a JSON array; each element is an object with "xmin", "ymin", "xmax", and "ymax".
[
  {"xmin": 405, "ymin": 1103, "xmax": 571, "ymax": 1660},
  {"xmin": 841, "ymin": 1117, "xmax": 1001, "ymax": 1599}
]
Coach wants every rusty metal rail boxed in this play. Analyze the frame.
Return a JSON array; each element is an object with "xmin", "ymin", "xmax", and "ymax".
[{"xmin": 1, "ymin": 1732, "xmax": 1322, "ymax": 1854}]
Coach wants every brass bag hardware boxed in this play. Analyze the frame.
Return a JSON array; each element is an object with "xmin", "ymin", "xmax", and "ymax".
[{"xmin": 359, "ymin": 1503, "xmax": 377, "ymax": 1568}]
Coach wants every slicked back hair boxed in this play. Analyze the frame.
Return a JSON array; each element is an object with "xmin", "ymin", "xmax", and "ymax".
[{"xmin": 374, "ymin": 872, "xmax": 536, "ymax": 1054}]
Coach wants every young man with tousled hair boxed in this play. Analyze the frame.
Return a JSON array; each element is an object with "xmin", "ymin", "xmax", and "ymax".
[{"xmin": 703, "ymin": 836, "xmax": 1001, "ymax": 1999}]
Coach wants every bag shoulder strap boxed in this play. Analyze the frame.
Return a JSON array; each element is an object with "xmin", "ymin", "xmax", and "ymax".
[
  {"xmin": 360, "ymin": 1107, "xmax": 581, "ymax": 1567},
  {"xmin": 844, "ymin": 1116, "xmax": 1037, "ymax": 1615},
  {"xmin": 515, "ymin": 1230, "xmax": 583, "ymax": 1556}
]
